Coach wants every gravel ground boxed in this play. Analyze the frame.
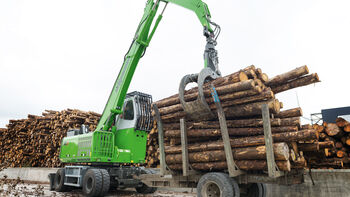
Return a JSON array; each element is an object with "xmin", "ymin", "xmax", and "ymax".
[{"xmin": 0, "ymin": 178, "xmax": 196, "ymax": 197}]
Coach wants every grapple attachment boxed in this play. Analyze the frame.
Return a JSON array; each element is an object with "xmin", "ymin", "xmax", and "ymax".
[{"xmin": 178, "ymin": 68, "xmax": 220, "ymax": 121}]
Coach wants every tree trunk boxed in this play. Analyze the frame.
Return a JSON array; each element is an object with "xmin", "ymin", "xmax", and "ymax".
[
  {"xmin": 218, "ymin": 88, "xmax": 274, "ymax": 109},
  {"xmin": 162, "ymin": 118, "xmax": 282, "ymax": 130},
  {"xmin": 266, "ymin": 65, "xmax": 309, "ymax": 86},
  {"xmin": 154, "ymin": 71, "xmax": 249, "ymax": 108},
  {"xmin": 298, "ymin": 143, "xmax": 319, "ymax": 152},
  {"xmin": 164, "ymin": 126, "xmax": 298, "ymax": 138},
  {"xmin": 161, "ymin": 99, "xmax": 281, "ymax": 123},
  {"xmin": 275, "ymin": 108, "xmax": 303, "ymax": 119},
  {"xmin": 271, "ymin": 73, "xmax": 320, "ymax": 94},
  {"xmin": 165, "ymin": 143, "xmax": 289, "ymax": 164},
  {"xmin": 164, "ymin": 129, "xmax": 318, "ymax": 154},
  {"xmin": 167, "ymin": 160, "xmax": 291, "ymax": 172},
  {"xmin": 280, "ymin": 117, "xmax": 301, "ymax": 127},
  {"xmin": 223, "ymin": 99, "xmax": 280, "ymax": 118},
  {"xmin": 157, "ymin": 84, "xmax": 262, "ymax": 116}
]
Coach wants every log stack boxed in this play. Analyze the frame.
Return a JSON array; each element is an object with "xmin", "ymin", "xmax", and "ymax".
[
  {"xmin": 299, "ymin": 118, "xmax": 350, "ymax": 169},
  {"xmin": 0, "ymin": 109, "xmax": 101, "ymax": 167},
  {"xmin": 145, "ymin": 65, "xmax": 321, "ymax": 172}
]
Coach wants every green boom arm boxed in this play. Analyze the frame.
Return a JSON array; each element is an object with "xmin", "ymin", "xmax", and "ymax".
[{"xmin": 96, "ymin": 0, "xmax": 216, "ymax": 131}]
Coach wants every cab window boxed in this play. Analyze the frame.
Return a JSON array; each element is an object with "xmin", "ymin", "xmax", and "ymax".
[{"xmin": 122, "ymin": 100, "xmax": 134, "ymax": 120}]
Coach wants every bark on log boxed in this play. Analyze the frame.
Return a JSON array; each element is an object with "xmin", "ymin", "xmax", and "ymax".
[
  {"xmin": 275, "ymin": 108, "xmax": 303, "ymax": 119},
  {"xmin": 154, "ymin": 72, "xmax": 249, "ymax": 108},
  {"xmin": 271, "ymin": 73, "xmax": 320, "ymax": 94},
  {"xmin": 266, "ymin": 65, "xmax": 309, "ymax": 86},
  {"xmin": 164, "ymin": 126, "xmax": 298, "ymax": 138},
  {"xmin": 157, "ymin": 84, "xmax": 261, "ymax": 115},
  {"xmin": 165, "ymin": 129, "xmax": 318, "ymax": 154},
  {"xmin": 280, "ymin": 117, "xmax": 301, "ymax": 127},
  {"xmin": 167, "ymin": 160, "xmax": 291, "ymax": 171},
  {"xmin": 162, "ymin": 118, "xmax": 282, "ymax": 130},
  {"xmin": 298, "ymin": 143, "xmax": 319, "ymax": 152},
  {"xmin": 218, "ymin": 88, "xmax": 274, "ymax": 109},
  {"xmin": 161, "ymin": 99, "xmax": 281, "ymax": 122},
  {"xmin": 222, "ymin": 99, "xmax": 280, "ymax": 118},
  {"xmin": 165, "ymin": 143, "xmax": 289, "ymax": 164}
]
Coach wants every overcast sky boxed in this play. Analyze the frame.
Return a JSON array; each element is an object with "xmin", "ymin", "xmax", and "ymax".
[{"xmin": 1, "ymin": 0, "xmax": 350, "ymax": 127}]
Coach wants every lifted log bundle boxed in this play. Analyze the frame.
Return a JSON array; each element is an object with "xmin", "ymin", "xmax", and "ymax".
[
  {"xmin": 0, "ymin": 109, "xmax": 101, "ymax": 168},
  {"xmin": 145, "ymin": 65, "xmax": 321, "ymax": 172}
]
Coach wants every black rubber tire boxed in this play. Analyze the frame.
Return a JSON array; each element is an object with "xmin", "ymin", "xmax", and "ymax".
[
  {"xmin": 260, "ymin": 183, "xmax": 267, "ymax": 197},
  {"xmin": 197, "ymin": 172, "xmax": 240, "ymax": 197},
  {"xmin": 241, "ymin": 183, "xmax": 265, "ymax": 197},
  {"xmin": 231, "ymin": 178, "xmax": 241, "ymax": 197},
  {"xmin": 135, "ymin": 168, "xmax": 157, "ymax": 194},
  {"xmin": 99, "ymin": 169, "xmax": 110, "ymax": 197},
  {"xmin": 82, "ymin": 169, "xmax": 103, "ymax": 197},
  {"xmin": 54, "ymin": 168, "xmax": 69, "ymax": 192}
]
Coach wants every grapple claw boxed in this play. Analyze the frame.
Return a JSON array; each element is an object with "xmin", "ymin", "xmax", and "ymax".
[{"xmin": 178, "ymin": 68, "xmax": 220, "ymax": 121}]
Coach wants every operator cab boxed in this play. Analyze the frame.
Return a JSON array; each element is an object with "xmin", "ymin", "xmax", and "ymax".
[{"xmin": 116, "ymin": 91, "xmax": 153, "ymax": 132}]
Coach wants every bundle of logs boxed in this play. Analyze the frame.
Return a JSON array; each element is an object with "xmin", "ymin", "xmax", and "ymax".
[
  {"xmin": 299, "ymin": 118, "xmax": 350, "ymax": 169},
  {"xmin": 145, "ymin": 65, "xmax": 321, "ymax": 173},
  {"xmin": 0, "ymin": 109, "xmax": 101, "ymax": 168}
]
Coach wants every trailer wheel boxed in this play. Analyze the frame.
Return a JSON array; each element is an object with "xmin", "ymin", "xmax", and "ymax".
[
  {"xmin": 54, "ymin": 168, "xmax": 70, "ymax": 192},
  {"xmin": 241, "ymin": 183, "xmax": 266, "ymax": 197},
  {"xmin": 99, "ymin": 169, "xmax": 110, "ymax": 196},
  {"xmin": 197, "ymin": 172, "xmax": 240, "ymax": 197},
  {"xmin": 135, "ymin": 169, "xmax": 157, "ymax": 194},
  {"xmin": 82, "ymin": 169, "xmax": 103, "ymax": 197}
]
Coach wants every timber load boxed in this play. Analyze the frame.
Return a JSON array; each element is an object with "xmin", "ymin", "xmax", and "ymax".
[
  {"xmin": 0, "ymin": 109, "xmax": 101, "ymax": 167},
  {"xmin": 146, "ymin": 65, "xmax": 320, "ymax": 172}
]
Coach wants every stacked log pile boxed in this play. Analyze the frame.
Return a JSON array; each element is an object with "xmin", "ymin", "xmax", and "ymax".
[
  {"xmin": 300, "ymin": 118, "xmax": 350, "ymax": 169},
  {"xmin": 0, "ymin": 109, "xmax": 101, "ymax": 167},
  {"xmin": 145, "ymin": 65, "xmax": 321, "ymax": 172}
]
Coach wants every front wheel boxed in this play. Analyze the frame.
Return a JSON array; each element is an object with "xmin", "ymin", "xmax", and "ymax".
[
  {"xmin": 82, "ymin": 169, "xmax": 104, "ymax": 197},
  {"xmin": 197, "ymin": 172, "xmax": 240, "ymax": 197}
]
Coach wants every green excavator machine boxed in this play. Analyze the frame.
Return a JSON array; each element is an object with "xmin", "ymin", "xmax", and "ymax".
[{"xmin": 51, "ymin": 0, "xmax": 221, "ymax": 196}]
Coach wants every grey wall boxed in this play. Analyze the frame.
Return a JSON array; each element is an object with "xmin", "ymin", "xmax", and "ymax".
[{"xmin": 267, "ymin": 169, "xmax": 350, "ymax": 197}]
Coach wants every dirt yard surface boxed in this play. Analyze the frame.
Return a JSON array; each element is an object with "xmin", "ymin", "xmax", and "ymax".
[{"xmin": 0, "ymin": 178, "xmax": 196, "ymax": 197}]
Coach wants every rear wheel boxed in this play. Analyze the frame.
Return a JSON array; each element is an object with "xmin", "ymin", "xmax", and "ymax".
[
  {"xmin": 197, "ymin": 172, "xmax": 240, "ymax": 197},
  {"xmin": 241, "ymin": 183, "xmax": 266, "ymax": 197},
  {"xmin": 82, "ymin": 169, "xmax": 103, "ymax": 197},
  {"xmin": 54, "ymin": 168, "xmax": 70, "ymax": 192}
]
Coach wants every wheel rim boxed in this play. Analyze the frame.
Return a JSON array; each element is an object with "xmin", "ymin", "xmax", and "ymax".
[
  {"xmin": 86, "ymin": 177, "xmax": 93, "ymax": 193},
  {"xmin": 203, "ymin": 181, "xmax": 221, "ymax": 197}
]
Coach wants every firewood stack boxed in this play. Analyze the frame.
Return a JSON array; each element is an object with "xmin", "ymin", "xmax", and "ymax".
[
  {"xmin": 0, "ymin": 109, "xmax": 101, "ymax": 168},
  {"xmin": 299, "ymin": 118, "xmax": 350, "ymax": 169},
  {"xmin": 145, "ymin": 65, "xmax": 320, "ymax": 172}
]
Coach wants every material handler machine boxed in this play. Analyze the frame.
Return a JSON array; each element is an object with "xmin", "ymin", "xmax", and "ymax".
[{"xmin": 50, "ymin": 0, "xmax": 304, "ymax": 196}]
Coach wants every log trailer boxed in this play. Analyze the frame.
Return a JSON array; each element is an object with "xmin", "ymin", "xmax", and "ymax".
[{"xmin": 49, "ymin": 0, "xmax": 305, "ymax": 196}]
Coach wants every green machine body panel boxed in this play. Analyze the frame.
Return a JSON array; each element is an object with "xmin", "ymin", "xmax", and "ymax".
[
  {"xmin": 59, "ymin": 0, "xmax": 219, "ymax": 165},
  {"xmin": 60, "ymin": 129, "xmax": 147, "ymax": 164}
]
